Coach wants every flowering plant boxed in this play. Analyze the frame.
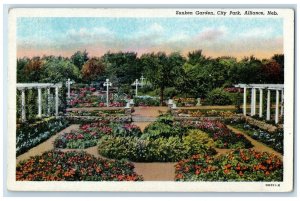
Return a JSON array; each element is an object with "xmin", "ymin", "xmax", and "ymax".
[
  {"xmin": 175, "ymin": 149, "xmax": 283, "ymax": 181},
  {"xmin": 16, "ymin": 150, "xmax": 143, "ymax": 181}
]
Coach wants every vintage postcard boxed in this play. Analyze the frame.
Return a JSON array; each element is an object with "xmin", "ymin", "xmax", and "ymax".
[{"xmin": 7, "ymin": 8, "xmax": 294, "ymax": 192}]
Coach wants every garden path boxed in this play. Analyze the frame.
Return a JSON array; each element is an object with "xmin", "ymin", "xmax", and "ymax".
[
  {"xmin": 16, "ymin": 124, "xmax": 80, "ymax": 164},
  {"xmin": 132, "ymin": 106, "xmax": 168, "ymax": 131},
  {"xmin": 227, "ymin": 125, "xmax": 283, "ymax": 159}
]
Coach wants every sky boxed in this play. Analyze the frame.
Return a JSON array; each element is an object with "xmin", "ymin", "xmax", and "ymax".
[{"xmin": 17, "ymin": 17, "xmax": 283, "ymax": 59}]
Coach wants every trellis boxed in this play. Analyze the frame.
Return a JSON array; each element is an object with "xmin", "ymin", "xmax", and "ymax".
[
  {"xmin": 16, "ymin": 83, "xmax": 62, "ymax": 122},
  {"xmin": 234, "ymin": 84, "xmax": 284, "ymax": 124}
]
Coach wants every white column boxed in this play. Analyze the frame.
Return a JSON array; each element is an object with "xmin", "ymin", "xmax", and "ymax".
[
  {"xmin": 251, "ymin": 88, "xmax": 256, "ymax": 116},
  {"xmin": 243, "ymin": 87, "xmax": 247, "ymax": 116},
  {"xmin": 21, "ymin": 89, "xmax": 26, "ymax": 122},
  {"xmin": 38, "ymin": 87, "xmax": 42, "ymax": 118},
  {"xmin": 55, "ymin": 86, "xmax": 59, "ymax": 117},
  {"xmin": 281, "ymin": 90, "xmax": 284, "ymax": 116},
  {"xmin": 275, "ymin": 90, "xmax": 279, "ymax": 124},
  {"xmin": 106, "ymin": 84, "xmax": 109, "ymax": 107},
  {"xmin": 135, "ymin": 79, "xmax": 138, "ymax": 96},
  {"xmin": 47, "ymin": 88, "xmax": 51, "ymax": 116},
  {"xmin": 67, "ymin": 78, "xmax": 71, "ymax": 99},
  {"xmin": 259, "ymin": 88, "xmax": 263, "ymax": 118},
  {"xmin": 266, "ymin": 89, "xmax": 271, "ymax": 121}
]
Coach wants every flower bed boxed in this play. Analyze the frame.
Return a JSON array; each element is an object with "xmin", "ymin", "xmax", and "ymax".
[
  {"xmin": 67, "ymin": 109, "xmax": 126, "ymax": 116},
  {"xmin": 98, "ymin": 131, "xmax": 216, "ymax": 162},
  {"xmin": 173, "ymin": 97, "xmax": 197, "ymax": 107},
  {"xmin": 98, "ymin": 115, "xmax": 216, "ymax": 162},
  {"xmin": 177, "ymin": 119, "xmax": 253, "ymax": 149},
  {"xmin": 54, "ymin": 121, "xmax": 142, "ymax": 149},
  {"xmin": 175, "ymin": 149, "xmax": 283, "ymax": 181},
  {"xmin": 68, "ymin": 87, "xmax": 126, "ymax": 108},
  {"xmin": 175, "ymin": 109, "xmax": 236, "ymax": 118},
  {"xmin": 16, "ymin": 150, "xmax": 143, "ymax": 181},
  {"xmin": 17, "ymin": 117, "xmax": 69, "ymax": 156},
  {"xmin": 226, "ymin": 119, "xmax": 283, "ymax": 153},
  {"xmin": 133, "ymin": 96, "xmax": 160, "ymax": 106}
]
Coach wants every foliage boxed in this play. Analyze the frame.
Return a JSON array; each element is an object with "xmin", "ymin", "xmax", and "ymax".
[
  {"xmin": 133, "ymin": 96, "xmax": 160, "ymax": 106},
  {"xmin": 70, "ymin": 50, "xmax": 89, "ymax": 70},
  {"xmin": 81, "ymin": 57, "xmax": 106, "ymax": 82},
  {"xmin": 140, "ymin": 52, "xmax": 185, "ymax": 105},
  {"xmin": 16, "ymin": 150, "xmax": 143, "ymax": 181},
  {"xmin": 17, "ymin": 118, "xmax": 69, "ymax": 156},
  {"xmin": 98, "ymin": 132, "xmax": 216, "ymax": 162},
  {"xmin": 102, "ymin": 52, "xmax": 142, "ymax": 86},
  {"xmin": 178, "ymin": 119, "xmax": 253, "ymax": 149},
  {"xmin": 40, "ymin": 57, "xmax": 81, "ymax": 83},
  {"xmin": 54, "ymin": 121, "xmax": 141, "ymax": 149},
  {"xmin": 205, "ymin": 88, "xmax": 232, "ymax": 105},
  {"xmin": 98, "ymin": 115, "xmax": 216, "ymax": 162},
  {"xmin": 175, "ymin": 149, "xmax": 283, "ymax": 181}
]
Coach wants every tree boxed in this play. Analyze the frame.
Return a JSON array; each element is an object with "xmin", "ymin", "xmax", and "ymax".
[
  {"xmin": 102, "ymin": 52, "xmax": 142, "ymax": 86},
  {"xmin": 17, "ymin": 57, "xmax": 30, "ymax": 82},
  {"xmin": 40, "ymin": 57, "xmax": 81, "ymax": 83},
  {"xmin": 70, "ymin": 50, "xmax": 89, "ymax": 70},
  {"xmin": 81, "ymin": 57, "xmax": 105, "ymax": 82},
  {"xmin": 261, "ymin": 60, "xmax": 282, "ymax": 83},
  {"xmin": 24, "ymin": 57, "xmax": 44, "ymax": 82},
  {"xmin": 140, "ymin": 52, "xmax": 185, "ymax": 105},
  {"xmin": 272, "ymin": 54, "xmax": 284, "ymax": 83}
]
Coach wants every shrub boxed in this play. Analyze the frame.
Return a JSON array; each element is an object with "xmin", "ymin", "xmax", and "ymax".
[
  {"xmin": 16, "ymin": 150, "xmax": 143, "ymax": 181},
  {"xmin": 205, "ymin": 88, "xmax": 232, "ymax": 105},
  {"xmin": 98, "ymin": 129, "xmax": 216, "ymax": 162},
  {"xmin": 175, "ymin": 149, "xmax": 283, "ymax": 181}
]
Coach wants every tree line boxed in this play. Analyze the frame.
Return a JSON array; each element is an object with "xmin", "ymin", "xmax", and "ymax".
[{"xmin": 17, "ymin": 50, "xmax": 284, "ymax": 104}]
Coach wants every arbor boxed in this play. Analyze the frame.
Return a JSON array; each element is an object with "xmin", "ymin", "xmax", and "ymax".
[
  {"xmin": 70, "ymin": 50, "xmax": 89, "ymax": 70},
  {"xmin": 140, "ymin": 52, "xmax": 185, "ymax": 105},
  {"xmin": 81, "ymin": 57, "xmax": 105, "ymax": 82}
]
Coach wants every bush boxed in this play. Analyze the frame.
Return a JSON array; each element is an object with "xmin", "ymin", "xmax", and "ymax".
[
  {"xmin": 175, "ymin": 149, "xmax": 283, "ymax": 181},
  {"xmin": 16, "ymin": 150, "xmax": 143, "ymax": 181},
  {"xmin": 17, "ymin": 117, "xmax": 69, "ymax": 156},
  {"xmin": 98, "ymin": 129, "xmax": 216, "ymax": 162},
  {"xmin": 205, "ymin": 88, "xmax": 232, "ymax": 105}
]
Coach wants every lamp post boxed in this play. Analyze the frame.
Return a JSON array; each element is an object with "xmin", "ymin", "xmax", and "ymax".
[
  {"xmin": 103, "ymin": 78, "xmax": 112, "ymax": 107},
  {"xmin": 133, "ymin": 79, "xmax": 140, "ymax": 96},
  {"xmin": 140, "ymin": 75, "xmax": 145, "ymax": 87},
  {"xmin": 66, "ymin": 78, "xmax": 74, "ymax": 98}
]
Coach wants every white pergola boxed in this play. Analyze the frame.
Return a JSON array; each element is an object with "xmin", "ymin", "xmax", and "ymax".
[
  {"xmin": 16, "ymin": 83, "xmax": 62, "ymax": 122},
  {"xmin": 235, "ymin": 84, "xmax": 284, "ymax": 124}
]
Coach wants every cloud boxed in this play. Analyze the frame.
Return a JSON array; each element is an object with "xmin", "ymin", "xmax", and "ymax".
[
  {"xmin": 239, "ymin": 27, "xmax": 274, "ymax": 38},
  {"xmin": 196, "ymin": 26, "xmax": 227, "ymax": 41}
]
